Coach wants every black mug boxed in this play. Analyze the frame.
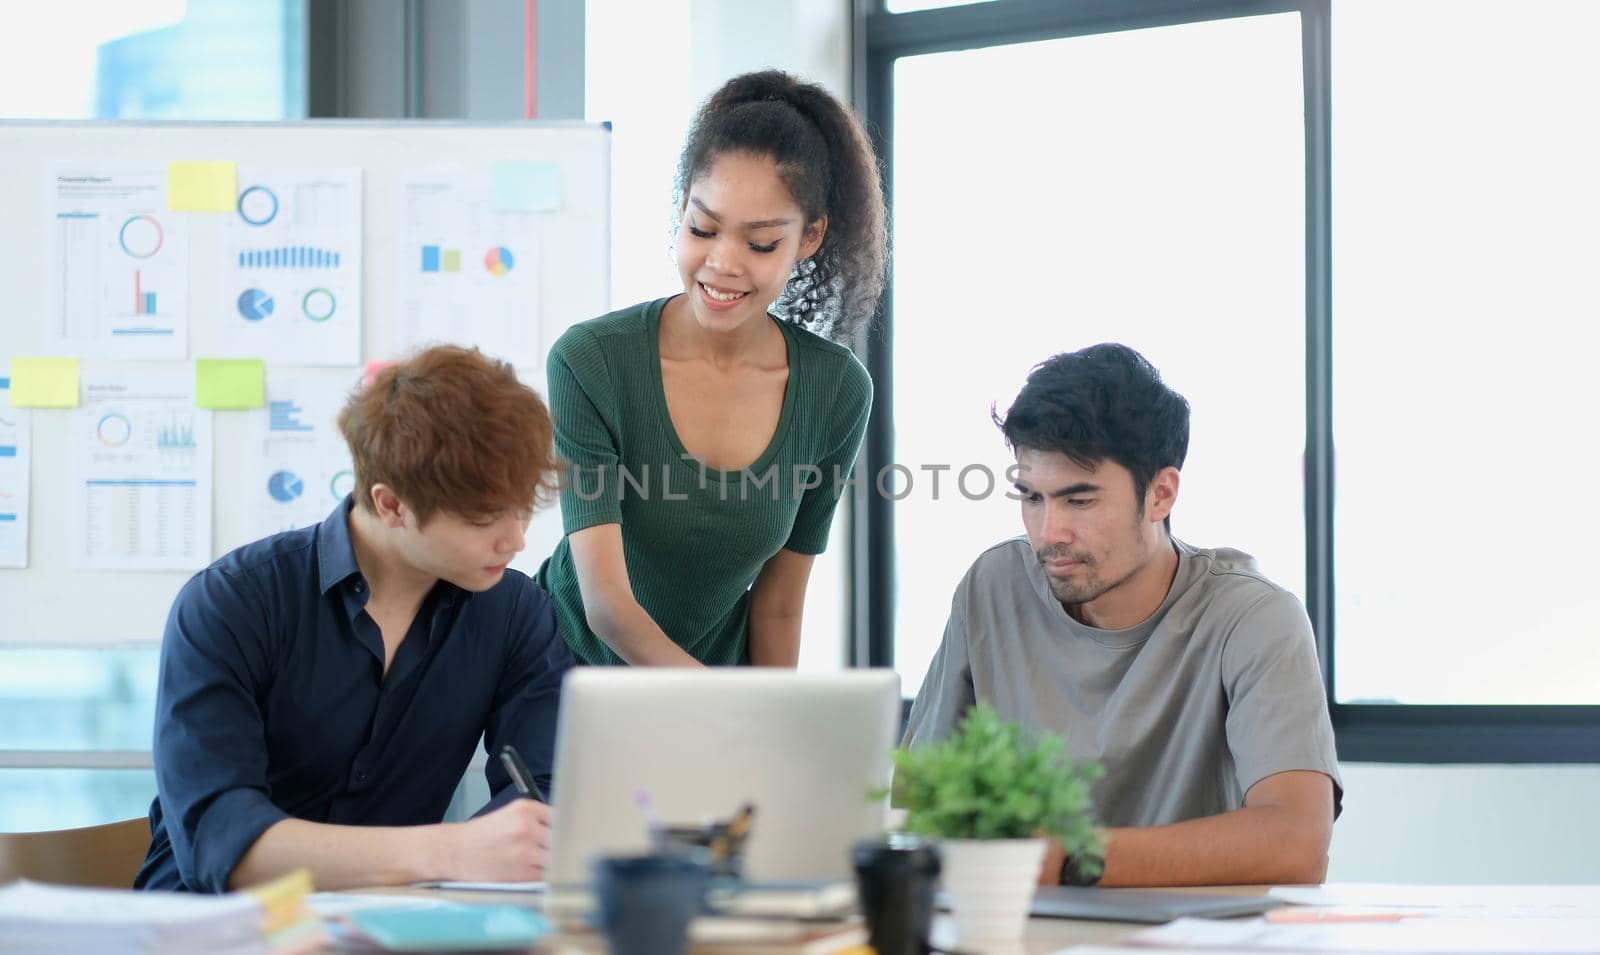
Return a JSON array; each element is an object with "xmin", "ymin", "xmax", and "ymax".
[
  {"xmin": 593, "ymin": 853, "xmax": 711, "ymax": 955},
  {"xmin": 852, "ymin": 835, "xmax": 942, "ymax": 955}
]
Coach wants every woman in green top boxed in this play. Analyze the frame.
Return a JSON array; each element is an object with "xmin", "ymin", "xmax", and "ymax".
[{"xmin": 536, "ymin": 70, "xmax": 887, "ymax": 667}]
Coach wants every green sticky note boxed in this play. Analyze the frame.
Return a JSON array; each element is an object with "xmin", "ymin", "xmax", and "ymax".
[
  {"xmin": 9, "ymin": 356, "xmax": 80, "ymax": 408},
  {"xmin": 168, "ymin": 161, "xmax": 238, "ymax": 212},
  {"xmin": 493, "ymin": 161, "xmax": 562, "ymax": 212},
  {"xmin": 196, "ymin": 359, "xmax": 265, "ymax": 409},
  {"xmin": 442, "ymin": 249, "xmax": 461, "ymax": 272}
]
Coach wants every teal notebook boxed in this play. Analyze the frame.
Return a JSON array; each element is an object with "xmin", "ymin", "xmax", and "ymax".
[{"xmin": 348, "ymin": 903, "xmax": 550, "ymax": 951}]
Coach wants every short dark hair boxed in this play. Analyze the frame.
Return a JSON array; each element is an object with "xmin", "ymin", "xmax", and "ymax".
[
  {"xmin": 338, "ymin": 345, "xmax": 560, "ymax": 525},
  {"xmin": 995, "ymin": 343, "xmax": 1190, "ymax": 525},
  {"xmin": 676, "ymin": 70, "xmax": 888, "ymax": 341}
]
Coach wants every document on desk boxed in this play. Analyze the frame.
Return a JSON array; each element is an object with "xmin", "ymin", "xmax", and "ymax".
[
  {"xmin": 1127, "ymin": 915, "xmax": 1600, "ymax": 952},
  {"xmin": 1053, "ymin": 948, "xmax": 1254, "ymax": 955},
  {"xmin": 305, "ymin": 893, "xmax": 449, "ymax": 918},
  {"xmin": 411, "ymin": 880, "xmax": 547, "ymax": 892},
  {"xmin": 1269, "ymin": 883, "xmax": 1600, "ymax": 919}
]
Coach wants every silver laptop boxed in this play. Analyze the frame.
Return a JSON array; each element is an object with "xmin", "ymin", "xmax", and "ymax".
[{"xmin": 544, "ymin": 669, "xmax": 900, "ymax": 902}]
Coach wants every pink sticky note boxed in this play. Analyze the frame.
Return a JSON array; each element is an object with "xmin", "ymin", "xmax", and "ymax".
[{"xmin": 364, "ymin": 360, "xmax": 400, "ymax": 387}]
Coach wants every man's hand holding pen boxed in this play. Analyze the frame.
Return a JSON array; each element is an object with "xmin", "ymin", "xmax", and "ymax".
[{"xmin": 429, "ymin": 743, "xmax": 552, "ymax": 882}]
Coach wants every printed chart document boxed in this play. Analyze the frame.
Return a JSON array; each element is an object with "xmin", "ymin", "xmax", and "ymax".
[
  {"xmin": 247, "ymin": 370, "xmax": 356, "ymax": 539},
  {"xmin": 0, "ymin": 374, "xmax": 30, "ymax": 568},
  {"xmin": 47, "ymin": 165, "xmax": 189, "ymax": 359},
  {"xmin": 399, "ymin": 169, "xmax": 541, "ymax": 365},
  {"xmin": 1267, "ymin": 883, "xmax": 1600, "ymax": 918},
  {"xmin": 218, "ymin": 168, "xmax": 363, "ymax": 365},
  {"xmin": 72, "ymin": 370, "xmax": 213, "ymax": 571}
]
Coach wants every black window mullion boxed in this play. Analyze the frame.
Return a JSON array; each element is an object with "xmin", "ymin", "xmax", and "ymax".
[{"xmin": 1303, "ymin": 0, "xmax": 1335, "ymax": 691}]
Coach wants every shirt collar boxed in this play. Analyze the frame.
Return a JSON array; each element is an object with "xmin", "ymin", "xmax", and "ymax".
[
  {"xmin": 1026, "ymin": 536, "xmax": 1196, "ymax": 649},
  {"xmin": 316, "ymin": 496, "xmax": 472, "ymax": 610},
  {"xmin": 317, "ymin": 496, "xmax": 362, "ymax": 595}
]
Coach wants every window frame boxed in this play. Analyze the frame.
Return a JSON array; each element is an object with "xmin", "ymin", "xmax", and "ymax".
[{"xmin": 853, "ymin": 0, "xmax": 1600, "ymax": 763}]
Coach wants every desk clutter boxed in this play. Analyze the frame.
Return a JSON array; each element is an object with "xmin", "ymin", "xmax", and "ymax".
[
  {"xmin": 7, "ymin": 812, "xmax": 1600, "ymax": 955},
  {"xmin": 586, "ymin": 806, "xmax": 870, "ymax": 955}
]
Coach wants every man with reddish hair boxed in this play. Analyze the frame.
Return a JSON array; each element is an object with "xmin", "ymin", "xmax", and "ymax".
[{"xmin": 136, "ymin": 346, "xmax": 576, "ymax": 893}]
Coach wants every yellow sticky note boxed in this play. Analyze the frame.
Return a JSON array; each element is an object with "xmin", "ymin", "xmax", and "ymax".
[
  {"xmin": 196, "ymin": 358, "xmax": 265, "ymax": 409},
  {"xmin": 9, "ymin": 356, "xmax": 80, "ymax": 408},
  {"xmin": 168, "ymin": 161, "xmax": 238, "ymax": 212}
]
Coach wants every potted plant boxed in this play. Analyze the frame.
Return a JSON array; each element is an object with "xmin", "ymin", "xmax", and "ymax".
[{"xmin": 884, "ymin": 702, "xmax": 1103, "ymax": 941}]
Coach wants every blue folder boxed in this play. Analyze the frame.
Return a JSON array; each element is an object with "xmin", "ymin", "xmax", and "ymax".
[{"xmin": 347, "ymin": 903, "xmax": 550, "ymax": 951}]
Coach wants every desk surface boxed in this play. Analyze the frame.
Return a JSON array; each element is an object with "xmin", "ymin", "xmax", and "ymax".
[{"xmin": 347, "ymin": 884, "xmax": 1273, "ymax": 954}]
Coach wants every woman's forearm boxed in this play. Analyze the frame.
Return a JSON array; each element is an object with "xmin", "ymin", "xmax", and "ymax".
[{"xmin": 586, "ymin": 596, "xmax": 704, "ymax": 667}]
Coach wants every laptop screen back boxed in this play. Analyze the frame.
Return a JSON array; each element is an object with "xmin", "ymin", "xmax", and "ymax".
[{"xmin": 544, "ymin": 669, "xmax": 901, "ymax": 889}]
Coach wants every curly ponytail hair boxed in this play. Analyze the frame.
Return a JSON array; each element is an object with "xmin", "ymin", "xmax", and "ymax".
[{"xmin": 676, "ymin": 70, "xmax": 888, "ymax": 342}]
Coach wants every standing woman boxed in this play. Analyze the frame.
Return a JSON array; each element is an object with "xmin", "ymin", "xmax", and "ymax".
[{"xmin": 537, "ymin": 70, "xmax": 887, "ymax": 667}]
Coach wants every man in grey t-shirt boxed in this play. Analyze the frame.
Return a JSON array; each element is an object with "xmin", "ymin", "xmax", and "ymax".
[{"xmin": 904, "ymin": 343, "xmax": 1342, "ymax": 887}]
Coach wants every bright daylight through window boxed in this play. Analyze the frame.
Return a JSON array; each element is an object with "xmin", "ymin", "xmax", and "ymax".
[{"xmin": 890, "ymin": 14, "xmax": 1307, "ymax": 695}]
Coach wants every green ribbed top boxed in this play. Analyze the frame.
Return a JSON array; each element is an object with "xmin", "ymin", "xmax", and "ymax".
[{"xmin": 535, "ymin": 297, "xmax": 873, "ymax": 666}]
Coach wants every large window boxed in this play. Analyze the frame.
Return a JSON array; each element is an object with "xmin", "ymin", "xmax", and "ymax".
[
  {"xmin": 0, "ymin": 1, "xmax": 306, "ymax": 120},
  {"xmin": 888, "ymin": 13, "xmax": 1306, "ymax": 696},
  {"xmin": 1331, "ymin": 0, "xmax": 1600, "ymax": 707},
  {"xmin": 863, "ymin": 0, "xmax": 1600, "ymax": 760}
]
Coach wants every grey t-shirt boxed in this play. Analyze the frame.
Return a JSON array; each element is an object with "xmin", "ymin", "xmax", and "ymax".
[{"xmin": 903, "ymin": 537, "xmax": 1343, "ymax": 827}]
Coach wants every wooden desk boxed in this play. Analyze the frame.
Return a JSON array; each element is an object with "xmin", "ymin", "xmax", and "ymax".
[{"xmin": 345, "ymin": 884, "xmax": 1274, "ymax": 954}]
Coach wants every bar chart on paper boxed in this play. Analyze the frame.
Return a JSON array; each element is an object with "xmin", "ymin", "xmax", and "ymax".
[
  {"xmin": 247, "ymin": 372, "xmax": 355, "ymax": 539},
  {"xmin": 133, "ymin": 270, "xmax": 158, "ymax": 315},
  {"xmin": 218, "ymin": 167, "xmax": 362, "ymax": 365},
  {"xmin": 48, "ymin": 166, "xmax": 188, "ymax": 359},
  {"xmin": 401, "ymin": 171, "xmax": 541, "ymax": 364},
  {"xmin": 237, "ymin": 247, "xmax": 342, "ymax": 269}
]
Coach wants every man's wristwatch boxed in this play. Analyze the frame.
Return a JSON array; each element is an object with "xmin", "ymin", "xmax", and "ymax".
[{"xmin": 1058, "ymin": 852, "xmax": 1103, "ymax": 887}]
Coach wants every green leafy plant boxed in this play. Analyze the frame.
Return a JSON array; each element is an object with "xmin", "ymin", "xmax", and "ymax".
[{"xmin": 882, "ymin": 703, "xmax": 1105, "ymax": 874}]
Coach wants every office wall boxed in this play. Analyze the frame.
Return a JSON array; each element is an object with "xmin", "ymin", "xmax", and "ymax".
[{"xmin": 1328, "ymin": 764, "xmax": 1600, "ymax": 884}]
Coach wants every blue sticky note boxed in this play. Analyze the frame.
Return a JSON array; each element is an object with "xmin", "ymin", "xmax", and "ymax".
[
  {"xmin": 493, "ymin": 161, "xmax": 562, "ymax": 212},
  {"xmin": 348, "ymin": 904, "xmax": 549, "ymax": 951}
]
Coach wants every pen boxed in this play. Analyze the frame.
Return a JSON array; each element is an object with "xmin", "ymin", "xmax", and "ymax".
[
  {"xmin": 498, "ymin": 744, "xmax": 547, "ymax": 803},
  {"xmin": 635, "ymin": 788, "xmax": 664, "ymax": 846}
]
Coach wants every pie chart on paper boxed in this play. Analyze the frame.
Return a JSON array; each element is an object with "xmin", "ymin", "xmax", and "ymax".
[
  {"xmin": 238, "ymin": 288, "xmax": 275, "ymax": 322},
  {"xmin": 267, "ymin": 470, "xmax": 304, "ymax": 503},
  {"xmin": 484, "ymin": 246, "xmax": 515, "ymax": 276}
]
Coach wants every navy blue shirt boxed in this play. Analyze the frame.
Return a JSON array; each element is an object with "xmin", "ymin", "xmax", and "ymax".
[{"xmin": 135, "ymin": 499, "xmax": 576, "ymax": 893}]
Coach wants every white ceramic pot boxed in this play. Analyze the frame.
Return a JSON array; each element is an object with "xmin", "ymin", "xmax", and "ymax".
[{"xmin": 938, "ymin": 837, "xmax": 1047, "ymax": 941}]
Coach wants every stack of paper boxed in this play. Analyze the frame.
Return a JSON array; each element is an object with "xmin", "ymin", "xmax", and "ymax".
[
  {"xmin": 713, "ymin": 880, "xmax": 859, "ymax": 919},
  {"xmin": 689, "ymin": 916, "xmax": 867, "ymax": 955},
  {"xmin": 0, "ymin": 871, "xmax": 323, "ymax": 955}
]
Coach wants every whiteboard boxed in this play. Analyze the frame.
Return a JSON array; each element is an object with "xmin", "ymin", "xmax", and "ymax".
[{"xmin": 0, "ymin": 120, "xmax": 610, "ymax": 646}]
